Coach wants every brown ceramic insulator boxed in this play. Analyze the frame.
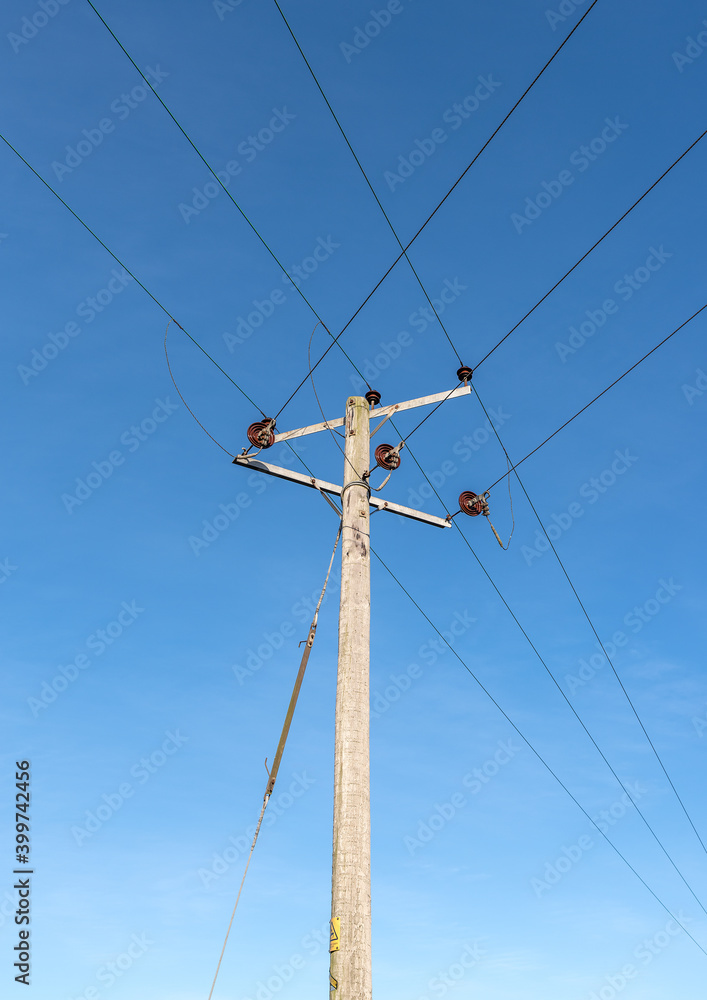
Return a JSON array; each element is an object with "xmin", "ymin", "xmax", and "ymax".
[
  {"xmin": 458, "ymin": 491, "xmax": 485, "ymax": 516},
  {"xmin": 247, "ymin": 419, "xmax": 275, "ymax": 449},
  {"xmin": 374, "ymin": 443, "xmax": 401, "ymax": 471}
]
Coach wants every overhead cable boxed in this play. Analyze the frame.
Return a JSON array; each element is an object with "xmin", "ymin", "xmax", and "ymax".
[
  {"xmin": 164, "ymin": 321, "xmax": 235, "ymax": 456},
  {"xmin": 269, "ymin": 0, "xmax": 602, "ymax": 418},
  {"xmin": 271, "ymin": 0, "xmax": 463, "ymax": 364},
  {"xmin": 276, "ymin": 124, "xmax": 707, "ymax": 422},
  {"xmin": 371, "ymin": 546, "xmax": 707, "ymax": 959},
  {"xmin": 0, "ymin": 130, "xmax": 263, "ymax": 416},
  {"xmin": 475, "ymin": 127, "xmax": 707, "ymax": 369},
  {"xmin": 84, "ymin": 0, "xmax": 370, "ymax": 394},
  {"xmin": 484, "ymin": 300, "xmax": 707, "ymax": 492},
  {"xmin": 471, "ymin": 371, "xmax": 707, "ymax": 859},
  {"xmin": 385, "ymin": 421, "xmax": 707, "ymax": 914}
]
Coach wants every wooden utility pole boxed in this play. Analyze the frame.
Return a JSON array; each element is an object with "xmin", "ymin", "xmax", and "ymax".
[
  {"xmin": 233, "ymin": 383, "xmax": 473, "ymax": 999},
  {"xmin": 330, "ymin": 396, "xmax": 372, "ymax": 1000}
]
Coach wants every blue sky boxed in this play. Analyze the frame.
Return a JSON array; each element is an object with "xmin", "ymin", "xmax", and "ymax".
[{"xmin": 2, "ymin": 0, "xmax": 707, "ymax": 998}]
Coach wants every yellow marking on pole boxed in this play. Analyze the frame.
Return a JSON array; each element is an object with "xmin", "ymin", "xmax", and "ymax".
[
  {"xmin": 329, "ymin": 917, "xmax": 340, "ymax": 953},
  {"xmin": 329, "ymin": 971, "xmax": 338, "ymax": 991}
]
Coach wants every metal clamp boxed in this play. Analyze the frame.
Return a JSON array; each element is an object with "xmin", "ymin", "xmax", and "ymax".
[{"xmin": 340, "ymin": 478, "xmax": 371, "ymax": 499}]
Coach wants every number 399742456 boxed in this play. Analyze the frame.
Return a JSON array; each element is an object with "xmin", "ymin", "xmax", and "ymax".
[{"xmin": 15, "ymin": 761, "xmax": 30, "ymax": 862}]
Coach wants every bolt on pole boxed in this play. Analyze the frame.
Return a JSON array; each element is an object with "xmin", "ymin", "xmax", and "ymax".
[{"xmin": 330, "ymin": 395, "xmax": 372, "ymax": 1000}]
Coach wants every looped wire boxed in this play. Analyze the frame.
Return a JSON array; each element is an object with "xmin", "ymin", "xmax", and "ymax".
[
  {"xmin": 483, "ymin": 486, "xmax": 514, "ymax": 550},
  {"xmin": 341, "ymin": 479, "xmax": 371, "ymax": 499}
]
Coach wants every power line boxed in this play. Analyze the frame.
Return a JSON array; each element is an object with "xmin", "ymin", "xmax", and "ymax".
[
  {"xmin": 0, "ymin": 127, "xmax": 355, "ymax": 474},
  {"xmin": 83, "ymin": 0, "xmax": 372, "ymax": 398},
  {"xmin": 0, "ymin": 130, "xmax": 264, "ymax": 416},
  {"xmin": 471, "ymin": 382, "xmax": 707, "ymax": 862},
  {"xmin": 275, "ymin": 122, "xmax": 707, "ymax": 425},
  {"xmin": 384, "ymin": 422, "xmax": 707, "ymax": 917},
  {"xmin": 396, "ymin": 0, "xmax": 602, "ymax": 258},
  {"xmin": 384, "ymin": 323, "xmax": 707, "ymax": 884},
  {"xmin": 188, "ymin": 268, "xmax": 707, "ymax": 920},
  {"xmin": 271, "ymin": 0, "xmax": 463, "ymax": 366},
  {"xmin": 83, "ymin": 0, "xmax": 316, "ymax": 318},
  {"xmin": 175, "ymin": 327, "xmax": 707, "ymax": 955},
  {"xmin": 259, "ymin": 347, "xmax": 707, "ymax": 945},
  {"xmin": 0, "ymin": 130, "xmax": 362, "ymax": 470},
  {"xmin": 319, "ymin": 41, "xmax": 707, "ymax": 856},
  {"xmin": 371, "ymin": 545, "xmax": 707, "ymax": 959},
  {"xmin": 76, "ymin": 0, "xmax": 704, "ymax": 454},
  {"xmin": 274, "ymin": 34, "xmax": 707, "ymax": 428},
  {"xmin": 384, "ymin": 91, "xmax": 707, "ymax": 864},
  {"xmin": 484, "ymin": 300, "xmax": 707, "ymax": 492},
  {"xmin": 164, "ymin": 321, "xmax": 235, "ymax": 456},
  {"xmin": 475, "ymin": 126, "xmax": 707, "ymax": 369}
]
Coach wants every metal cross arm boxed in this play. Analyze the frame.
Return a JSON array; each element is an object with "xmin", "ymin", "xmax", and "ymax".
[
  {"xmin": 232, "ymin": 455, "xmax": 450, "ymax": 528},
  {"xmin": 270, "ymin": 384, "xmax": 472, "ymax": 445}
]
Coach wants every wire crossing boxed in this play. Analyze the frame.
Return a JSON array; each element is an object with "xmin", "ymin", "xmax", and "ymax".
[
  {"xmin": 42, "ymin": 0, "xmax": 705, "ymax": 446},
  {"xmin": 271, "ymin": 0, "xmax": 463, "ymax": 365},
  {"xmin": 280, "ymin": 122, "xmax": 707, "ymax": 421},
  {"xmin": 269, "ymin": 0, "xmax": 602, "ymax": 419},
  {"xmin": 84, "ymin": 0, "xmax": 371, "ymax": 396},
  {"xmin": 389, "ymin": 0, "xmax": 603, "ymax": 259}
]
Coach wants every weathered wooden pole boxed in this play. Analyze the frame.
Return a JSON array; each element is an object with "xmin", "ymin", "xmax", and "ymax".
[{"xmin": 329, "ymin": 395, "xmax": 372, "ymax": 1000}]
